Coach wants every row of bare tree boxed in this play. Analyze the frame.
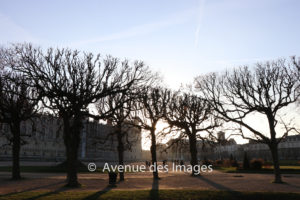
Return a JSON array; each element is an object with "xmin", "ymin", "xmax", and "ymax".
[{"xmin": 0, "ymin": 43, "xmax": 299, "ymax": 186}]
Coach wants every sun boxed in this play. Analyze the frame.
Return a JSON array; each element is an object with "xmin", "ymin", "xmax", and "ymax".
[{"xmin": 141, "ymin": 120, "xmax": 179, "ymax": 150}]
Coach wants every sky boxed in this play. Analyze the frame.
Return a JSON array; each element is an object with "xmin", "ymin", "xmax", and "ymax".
[{"xmin": 1, "ymin": 0, "xmax": 300, "ymax": 148}]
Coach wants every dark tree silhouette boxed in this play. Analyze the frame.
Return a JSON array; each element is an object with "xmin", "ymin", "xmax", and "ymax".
[
  {"xmin": 292, "ymin": 56, "xmax": 300, "ymax": 106},
  {"xmin": 96, "ymin": 91, "xmax": 140, "ymax": 181},
  {"xmin": 196, "ymin": 59, "xmax": 300, "ymax": 183},
  {"xmin": 133, "ymin": 87, "xmax": 170, "ymax": 179},
  {"xmin": 164, "ymin": 91, "xmax": 218, "ymax": 176},
  {"xmin": 10, "ymin": 44, "xmax": 148, "ymax": 187},
  {"xmin": 0, "ymin": 69, "xmax": 40, "ymax": 180},
  {"xmin": 292, "ymin": 56, "xmax": 300, "ymax": 72},
  {"xmin": 243, "ymin": 152, "xmax": 250, "ymax": 170}
]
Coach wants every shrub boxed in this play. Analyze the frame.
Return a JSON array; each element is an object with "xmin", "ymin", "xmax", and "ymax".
[
  {"xmin": 228, "ymin": 154, "xmax": 239, "ymax": 167},
  {"xmin": 214, "ymin": 159, "xmax": 223, "ymax": 166},
  {"xmin": 214, "ymin": 158, "xmax": 239, "ymax": 168},
  {"xmin": 222, "ymin": 159, "xmax": 232, "ymax": 167},
  {"xmin": 250, "ymin": 159, "xmax": 264, "ymax": 170},
  {"xmin": 231, "ymin": 159, "xmax": 239, "ymax": 167},
  {"xmin": 202, "ymin": 159, "xmax": 213, "ymax": 166},
  {"xmin": 263, "ymin": 161, "xmax": 272, "ymax": 168}
]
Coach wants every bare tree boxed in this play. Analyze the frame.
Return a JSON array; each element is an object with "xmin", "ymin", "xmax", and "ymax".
[
  {"xmin": 10, "ymin": 44, "xmax": 148, "ymax": 187},
  {"xmin": 164, "ymin": 91, "xmax": 218, "ymax": 176},
  {"xmin": 133, "ymin": 87, "xmax": 170, "ymax": 179},
  {"xmin": 292, "ymin": 56, "xmax": 300, "ymax": 106},
  {"xmin": 292, "ymin": 56, "xmax": 300, "ymax": 71},
  {"xmin": 0, "ymin": 69, "xmax": 40, "ymax": 180},
  {"xmin": 96, "ymin": 91, "xmax": 140, "ymax": 181},
  {"xmin": 196, "ymin": 59, "xmax": 300, "ymax": 183}
]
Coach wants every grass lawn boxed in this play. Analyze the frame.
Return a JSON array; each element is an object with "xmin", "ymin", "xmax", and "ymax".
[
  {"xmin": 278, "ymin": 160, "xmax": 300, "ymax": 166},
  {"xmin": 1, "ymin": 190, "xmax": 300, "ymax": 200},
  {"xmin": 215, "ymin": 166, "xmax": 300, "ymax": 174},
  {"xmin": 266, "ymin": 166, "xmax": 300, "ymax": 170}
]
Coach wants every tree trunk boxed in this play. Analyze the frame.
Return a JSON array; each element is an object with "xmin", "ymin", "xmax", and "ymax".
[
  {"xmin": 11, "ymin": 121, "xmax": 21, "ymax": 180},
  {"xmin": 117, "ymin": 131, "xmax": 125, "ymax": 181},
  {"xmin": 188, "ymin": 134, "xmax": 198, "ymax": 176},
  {"xmin": 266, "ymin": 113, "xmax": 283, "ymax": 183},
  {"xmin": 150, "ymin": 129, "xmax": 159, "ymax": 179},
  {"xmin": 269, "ymin": 143, "xmax": 283, "ymax": 183},
  {"xmin": 63, "ymin": 116, "xmax": 82, "ymax": 187}
]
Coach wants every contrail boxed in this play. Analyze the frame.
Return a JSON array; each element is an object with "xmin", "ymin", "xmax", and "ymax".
[{"xmin": 195, "ymin": 0, "xmax": 206, "ymax": 47}]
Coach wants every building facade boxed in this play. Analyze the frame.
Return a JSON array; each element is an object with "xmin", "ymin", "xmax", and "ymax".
[
  {"xmin": 160, "ymin": 134, "xmax": 300, "ymax": 163},
  {"xmin": 0, "ymin": 115, "xmax": 142, "ymax": 163}
]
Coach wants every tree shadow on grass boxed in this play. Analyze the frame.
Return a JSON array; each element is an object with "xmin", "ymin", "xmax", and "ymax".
[
  {"xmin": 0, "ymin": 180, "xmax": 66, "ymax": 197},
  {"xmin": 82, "ymin": 185, "xmax": 114, "ymax": 200},
  {"xmin": 149, "ymin": 178, "xmax": 159, "ymax": 200},
  {"xmin": 24, "ymin": 186, "xmax": 72, "ymax": 200},
  {"xmin": 197, "ymin": 175, "xmax": 233, "ymax": 191}
]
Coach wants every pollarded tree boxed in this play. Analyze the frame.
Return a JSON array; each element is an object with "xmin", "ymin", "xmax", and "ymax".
[
  {"xmin": 96, "ymin": 91, "xmax": 140, "ymax": 181},
  {"xmin": 164, "ymin": 91, "xmax": 218, "ymax": 176},
  {"xmin": 133, "ymin": 87, "xmax": 170, "ymax": 179},
  {"xmin": 11, "ymin": 44, "xmax": 148, "ymax": 187},
  {"xmin": 0, "ymin": 69, "xmax": 40, "ymax": 180},
  {"xmin": 196, "ymin": 59, "xmax": 300, "ymax": 183},
  {"xmin": 292, "ymin": 56, "xmax": 300, "ymax": 106},
  {"xmin": 292, "ymin": 56, "xmax": 300, "ymax": 72}
]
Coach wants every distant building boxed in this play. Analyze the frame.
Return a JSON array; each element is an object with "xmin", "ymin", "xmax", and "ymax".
[
  {"xmin": 241, "ymin": 135, "xmax": 300, "ymax": 161},
  {"xmin": 0, "ymin": 115, "xmax": 65, "ymax": 161},
  {"xmin": 141, "ymin": 150, "xmax": 151, "ymax": 161},
  {"xmin": 156, "ymin": 143, "xmax": 168, "ymax": 161},
  {"xmin": 156, "ymin": 133, "xmax": 300, "ymax": 162},
  {"xmin": 217, "ymin": 131, "xmax": 225, "ymax": 141},
  {"xmin": 82, "ymin": 120, "xmax": 142, "ymax": 162},
  {"xmin": 0, "ymin": 115, "xmax": 142, "ymax": 163},
  {"xmin": 164, "ymin": 138, "xmax": 214, "ymax": 162},
  {"xmin": 207, "ymin": 135, "xmax": 300, "ymax": 161}
]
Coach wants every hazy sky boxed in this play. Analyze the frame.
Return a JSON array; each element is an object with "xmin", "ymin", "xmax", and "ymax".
[
  {"xmin": 1, "ymin": 0, "xmax": 300, "ymax": 147},
  {"xmin": 1, "ymin": 0, "xmax": 300, "ymax": 88}
]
